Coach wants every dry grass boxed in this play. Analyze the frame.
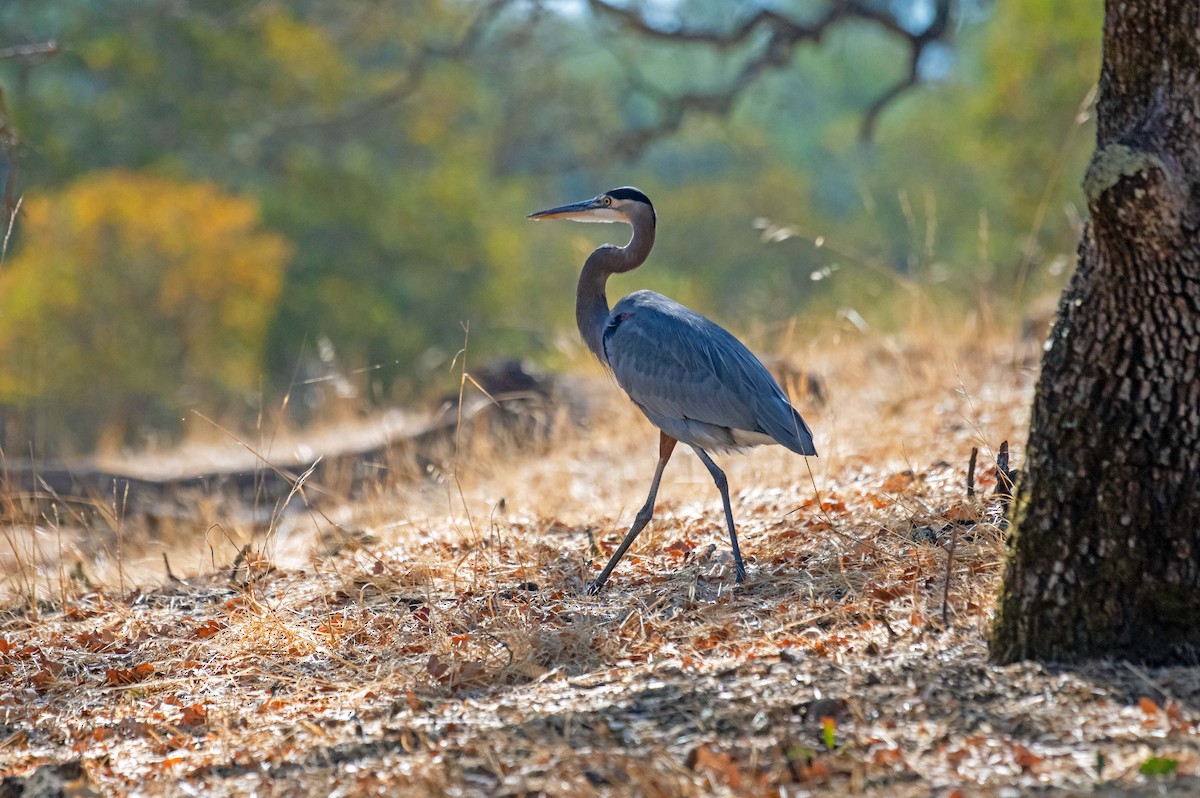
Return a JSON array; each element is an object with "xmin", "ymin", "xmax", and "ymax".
[{"xmin": 2, "ymin": 321, "xmax": 1199, "ymax": 796}]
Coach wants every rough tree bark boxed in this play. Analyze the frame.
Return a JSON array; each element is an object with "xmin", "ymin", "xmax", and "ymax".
[{"xmin": 991, "ymin": 0, "xmax": 1200, "ymax": 664}]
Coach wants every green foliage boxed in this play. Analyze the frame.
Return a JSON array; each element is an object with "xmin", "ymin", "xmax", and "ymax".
[
  {"xmin": 870, "ymin": 0, "xmax": 1102, "ymax": 300},
  {"xmin": 1138, "ymin": 756, "xmax": 1178, "ymax": 777},
  {"xmin": 821, "ymin": 717, "xmax": 837, "ymax": 750}
]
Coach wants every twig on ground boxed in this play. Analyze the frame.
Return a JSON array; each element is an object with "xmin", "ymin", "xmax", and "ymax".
[
  {"xmin": 163, "ymin": 553, "xmax": 182, "ymax": 584},
  {"xmin": 944, "ymin": 446, "xmax": 977, "ymax": 625},
  {"xmin": 966, "ymin": 447, "xmax": 978, "ymax": 499},
  {"xmin": 994, "ymin": 441, "xmax": 1016, "ymax": 501},
  {"xmin": 229, "ymin": 544, "xmax": 252, "ymax": 582}
]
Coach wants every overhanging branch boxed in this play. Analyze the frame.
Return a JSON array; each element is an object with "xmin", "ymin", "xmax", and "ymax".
[
  {"xmin": 0, "ymin": 40, "xmax": 61, "ymax": 61},
  {"xmin": 588, "ymin": 0, "xmax": 955, "ymax": 154}
]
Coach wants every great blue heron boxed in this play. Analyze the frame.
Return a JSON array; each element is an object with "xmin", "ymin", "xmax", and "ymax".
[{"xmin": 528, "ymin": 187, "xmax": 817, "ymax": 593}]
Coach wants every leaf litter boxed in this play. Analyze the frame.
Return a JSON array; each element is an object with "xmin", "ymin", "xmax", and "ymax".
[{"xmin": 2, "ymin": 326, "xmax": 1199, "ymax": 796}]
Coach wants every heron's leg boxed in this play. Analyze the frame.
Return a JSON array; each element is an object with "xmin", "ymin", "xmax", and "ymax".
[
  {"xmin": 692, "ymin": 447, "xmax": 746, "ymax": 584},
  {"xmin": 587, "ymin": 433, "xmax": 677, "ymax": 594}
]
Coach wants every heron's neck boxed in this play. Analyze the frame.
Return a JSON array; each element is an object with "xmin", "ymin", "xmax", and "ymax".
[{"xmin": 576, "ymin": 220, "xmax": 655, "ymax": 361}]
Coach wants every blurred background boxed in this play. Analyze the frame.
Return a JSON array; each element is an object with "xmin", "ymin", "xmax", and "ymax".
[{"xmin": 0, "ymin": 0, "xmax": 1100, "ymax": 456}]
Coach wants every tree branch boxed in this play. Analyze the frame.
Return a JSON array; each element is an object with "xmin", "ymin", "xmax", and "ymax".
[
  {"xmin": 588, "ymin": 0, "xmax": 956, "ymax": 155},
  {"xmin": 587, "ymin": 2, "xmax": 827, "ymax": 49},
  {"xmin": 861, "ymin": 0, "xmax": 951, "ymax": 140},
  {"xmin": 0, "ymin": 40, "xmax": 61, "ymax": 61}
]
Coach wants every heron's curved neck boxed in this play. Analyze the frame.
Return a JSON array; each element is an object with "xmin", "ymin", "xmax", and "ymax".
[{"xmin": 576, "ymin": 217, "xmax": 655, "ymax": 361}]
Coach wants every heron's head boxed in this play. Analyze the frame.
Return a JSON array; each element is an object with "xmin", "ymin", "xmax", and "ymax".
[{"xmin": 527, "ymin": 187, "xmax": 655, "ymax": 228}]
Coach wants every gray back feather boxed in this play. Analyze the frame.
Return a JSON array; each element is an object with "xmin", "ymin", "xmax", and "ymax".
[{"xmin": 604, "ymin": 291, "xmax": 817, "ymax": 456}]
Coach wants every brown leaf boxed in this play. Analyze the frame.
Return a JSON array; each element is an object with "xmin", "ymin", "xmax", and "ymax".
[
  {"xmin": 942, "ymin": 502, "xmax": 979, "ymax": 523},
  {"xmin": 806, "ymin": 759, "xmax": 830, "ymax": 779},
  {"xmin": 880, "ymin": 471, "xmax": 917, "ymax": 493},
  {"xmin": 456, "ymin": 660, "xmax": 488, "ymax": 686},
  {"xmin": 872, "ymin": 747, "xmax": 903, "ymax": 766},
  {"xmin": 1013, "ymin": 743, "xmax": 1044, "ymax": 773},
  {"xmin": 74, "ymin": 628, "xmax": 118, "ymax": 653},
  {"xmin": 105, "ymin": 663, "xmax": 155, "ymax": 686},
  {"xmin": 868, "ymin": 583, "xmax": 908, "ymax": 603},
  {"xmin": 687, "ymin": 744, "xmax": 741, "ymax": 789},
  {"xmin": 427, "ymin": 654, "xmax": 450, "ymax": 682},
  {"xmin": 31, "ymin": 669, "xmax": 58, "ymax": 692},
  {"xmin": 192, "ymin": 620, "xmax": 226, "ymax": 640},
  {"xmin": 179, "ymin": 703, "xmax": 208, "ymax": 726}
]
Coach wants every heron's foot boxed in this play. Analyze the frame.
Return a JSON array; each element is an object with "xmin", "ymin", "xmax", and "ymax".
[
  {"xmin": 585, "ymin": 578, "xmax": 606, "ymax": 596},
  {"xmin": 734, "ymin": 562, "xmax": 747, "ymax": 584}
]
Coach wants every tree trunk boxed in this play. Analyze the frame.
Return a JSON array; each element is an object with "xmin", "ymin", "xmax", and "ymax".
[{"xmin": 991, "ymin": 0, "xmax": 1200, "ymax": 664}]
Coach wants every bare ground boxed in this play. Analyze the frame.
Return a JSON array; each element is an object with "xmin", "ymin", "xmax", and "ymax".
[{"xmin": 2, "ymin": 324, "xmax": 1199, "ymax": 796}]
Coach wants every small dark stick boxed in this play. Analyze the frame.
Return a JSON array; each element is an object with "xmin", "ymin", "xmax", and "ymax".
[
  {"xmin": 943, "ymin": 446, "xmax": 977, "ymax": 626},
  {"xmin": 228, "ymin": 544, "xmax": 251, "ymax": 582},
  {"xmin": 966, "ymin": 446, "xmax": 978, "ymax": 499},
  {"xmin": 994, "ymin": 441, "xmax": 1016, "ymax": 500},
  {"xmin": 163, "ymin": 553, "xmax": 182, "ymax": 584}
]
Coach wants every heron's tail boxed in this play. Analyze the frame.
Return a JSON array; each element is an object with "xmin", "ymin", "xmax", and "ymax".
[
  {"xmin": 760, "ymin": 400, "xmax": 817, "ymax": 457},
  {"xmin": 784, "ymin": 406, "xmax": 818, "ymax": 457}
]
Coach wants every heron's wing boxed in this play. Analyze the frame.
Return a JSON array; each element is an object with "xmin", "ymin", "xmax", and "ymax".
[{"xmin": 605, "ymin": 292, "xmax": 816, "ymax": 455}]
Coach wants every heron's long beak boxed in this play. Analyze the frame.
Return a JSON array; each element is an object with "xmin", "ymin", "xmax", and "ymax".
[{"xmin": 527, "ymin": 198, "xmax": 621, "ymax": 223}]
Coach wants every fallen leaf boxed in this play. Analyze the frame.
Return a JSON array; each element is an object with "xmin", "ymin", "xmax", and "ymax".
[
  {"xmin": 427, "ymin": 654, "xmax": 450, "ymax": 681},
  {"xmin": 687, "ymin": 744, "xmax": 741, "ymax": 789},
  {"xmin": 868, "ymin": 583, "xmax": 908, "ymax": 603},
  {"xmin": 192, "ymin": 620, "xmax": 226, "ymax": 640},
  {"xmin": 872, "ymin": 747, "xmax": 903, "ymax": 767},
  {"xmin": 880, "ymin": 471, "xmax": 916, "ymax": 493},
  {"xmin": 942, "ymin": 503, "xmax": 979, "ymax": 523},
  {"xmin": 179, "ymin": 703, "xmax": 208, "ymax": 726},
  {"xmin": 75, "ymin": 629, "xmax": 119, "ymax": 653},
  {"xmin": 31, "ymin": 669, "xmax": 58, "ymax": 691},
  {"xmin": 105, "ymin": 663, "xmax": 155, "ymax": 686},
  {"xmin": 1013, "ymin": 743, "xmax": 1044, "ymax": 773}
]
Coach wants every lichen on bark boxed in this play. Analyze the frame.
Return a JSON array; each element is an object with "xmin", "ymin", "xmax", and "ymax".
[{"xmin": 1081, "ymin": 143, "xmax": 1162, "ymax": 201}]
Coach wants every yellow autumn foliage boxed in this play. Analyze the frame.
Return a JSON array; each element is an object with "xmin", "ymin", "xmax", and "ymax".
[
  {"xmin": 259, "ymin": 8, "xmax": 349, "ymax": 108},
  {"xmin": 0, "ymin": 170, "xmax": 291, "ymax": 449}
]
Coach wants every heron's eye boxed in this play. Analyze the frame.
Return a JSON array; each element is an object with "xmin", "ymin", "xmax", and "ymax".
[{"xmin": 602, "ymin": 196, "xmax": 613, "ymax": 207}]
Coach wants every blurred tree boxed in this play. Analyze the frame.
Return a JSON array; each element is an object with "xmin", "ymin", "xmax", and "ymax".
[
  {"xmin": 0, "ymin": 1, "xmax": 564, "ymax": 408},
  {"xmin": 877, "ymin": 0, "xmax": 1101, "ymax": 297},
  {"xmin": 0, "ymin": 170, "xmax": 289, "ymax": 452},
  {"xmin": 991, "ymin": 0, "xmax": 1200, "ymax": 665},
  {"xmin": 0, "ymin": 0, "xmax": 1106, "ymax": 450}
]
